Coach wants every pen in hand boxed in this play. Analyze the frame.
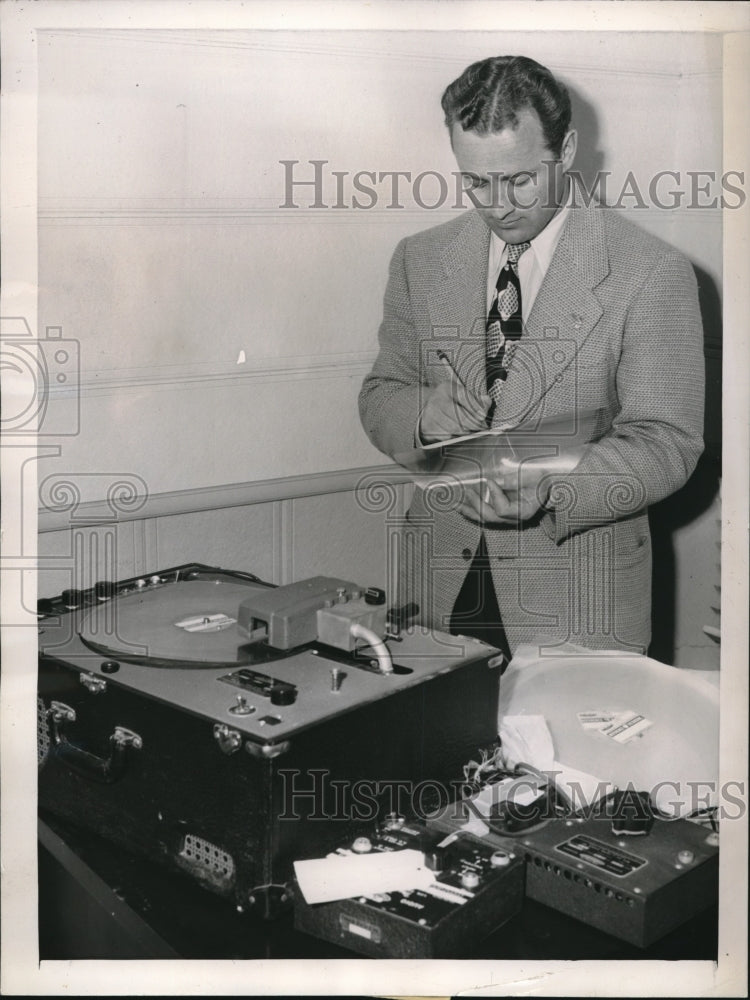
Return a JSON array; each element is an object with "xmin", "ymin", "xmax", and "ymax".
[
  {"xmin": 420, "ymin": 349, "xmax": 492, "ymax": 444},
  {"xmin": 436, "ymin": 349, "xmax": 467, "ymax": 389}
]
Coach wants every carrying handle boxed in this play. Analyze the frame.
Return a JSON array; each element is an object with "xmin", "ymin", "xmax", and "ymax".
[{"xmin": 47, "ymin": 701, "xmax": 143, "ymax": 784}]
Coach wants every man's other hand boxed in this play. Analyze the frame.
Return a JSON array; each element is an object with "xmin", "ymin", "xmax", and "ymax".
[
  {"xmin": 457, "ymin": 460, "xmax": 552, "ymax": 525},
  {"xmin": 419, "ymin": 381, "xmax": 492, "ymax": 444}
]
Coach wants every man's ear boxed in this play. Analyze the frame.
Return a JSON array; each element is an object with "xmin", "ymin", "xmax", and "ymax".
[{"xmin": 560, "ymin": 129, "xmax": 577, "ymax": 171}]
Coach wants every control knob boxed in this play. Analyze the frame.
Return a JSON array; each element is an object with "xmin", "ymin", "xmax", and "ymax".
[
  {"xmin": 460, "ymin": 870, "xmax": 480, "ymax": 890},
  {"xmin": 490, "ymin": 850, "xmax": 511, "ymax": 867},
  {"xmin": 94, "ymin": 581, "xmax": 116, "ymax": 600},
  {"xmin": 61, "ymin": 589, "xmax": 84, "ymax": 609},
  {"xmin": 270, "ymin": 683, "xmax": 297, "ymax": 707}
]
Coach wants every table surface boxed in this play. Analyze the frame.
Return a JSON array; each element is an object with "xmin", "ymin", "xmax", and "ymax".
[{"xmin": 38, "ymin": 811, "xmax": 719, "ymax": 962}]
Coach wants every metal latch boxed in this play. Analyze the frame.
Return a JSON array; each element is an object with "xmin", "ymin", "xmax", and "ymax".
[
  {"xmin": 213, "ymin": 723, "xmax": 242, "ymax": 755},
  {"xmin": 80, "ymin": 672, "xmax": 107, "ymax": 694}
]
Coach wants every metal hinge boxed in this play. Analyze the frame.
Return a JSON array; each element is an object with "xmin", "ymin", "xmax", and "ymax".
[
  {"xmin": 112, "ymin": 726, "xmax": 143, "ymax": 750},
  {"xmin": 49, "ymin": 701, "xmax": 76, "ymax": 723}
]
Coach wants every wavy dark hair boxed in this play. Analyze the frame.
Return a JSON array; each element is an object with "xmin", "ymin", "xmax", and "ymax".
[{"xmin": 441, "ymin": 56, "xmax": 571, "ymax": 157}]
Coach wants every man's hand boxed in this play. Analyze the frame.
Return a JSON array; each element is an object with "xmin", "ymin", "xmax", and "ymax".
[
  {"xmin": 419, "ymin": 380, "xmax": 492, "ymax": 444},
  {"xmin": 456, "ymin": 458, "xmax": 552, "ymax": 525}
]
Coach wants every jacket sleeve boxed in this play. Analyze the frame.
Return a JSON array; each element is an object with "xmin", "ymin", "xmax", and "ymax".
[
  {"xmin": 548, "ymin": 250, "xmax": 705, "ymax": 542},
  {"xmin": 358, "ymin": 237, "xmax": 427, "ymax": 458}
]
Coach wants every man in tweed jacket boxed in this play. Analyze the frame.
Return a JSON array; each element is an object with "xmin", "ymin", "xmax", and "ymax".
[{"xmin": 359, "ymin": 56, "xmax": 704, "ymax": 658}]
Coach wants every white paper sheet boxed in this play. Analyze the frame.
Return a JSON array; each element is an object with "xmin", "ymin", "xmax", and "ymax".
[{"xmin": 293, "ymin": 848, "xmax": 434, "ymax": 905}]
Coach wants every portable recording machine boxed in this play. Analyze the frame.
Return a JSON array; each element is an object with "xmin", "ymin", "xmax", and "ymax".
[
  {"xmin": 293, "ymin": 779, "xmax": 718, "ymax": 957},
  {"xmin": 426, "ymin": 781, "xmax": 719, "ymax": 949},
  {"xmin": 37, "ymin": 564, "xmax": 503, "ymax": 918},
  {"xmin": 38, "ymin": 563, "xmax": 719, "ymax": 952},
  {"xmin": 293, "ymin": 814, "xmax": 525, "ymax": 958}
]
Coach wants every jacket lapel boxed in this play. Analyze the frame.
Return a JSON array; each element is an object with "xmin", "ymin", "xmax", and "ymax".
[
  {"xmin": 427, "ymin": 212, "xmax": 491, "ymax": 400},
  {"xmin": 492, "ymin": 198, "xmax": 610, "ymax": 428},
  {"xmin": 425, "ymin": 199, "xmax": 610, "ymax": 423}
]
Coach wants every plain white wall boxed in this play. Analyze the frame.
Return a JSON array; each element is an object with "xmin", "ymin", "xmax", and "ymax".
[
  {"xmin": 37, "ymin": 28, "xmax": 723, "ymax": 665},
  {"xmin": 37, "ymin": 29, "xmax": 722, "ymax": 493}
]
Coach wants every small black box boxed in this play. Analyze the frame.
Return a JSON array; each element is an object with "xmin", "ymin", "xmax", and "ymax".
[{"xmin": 293, "ymin": 819, "xmax": 525, "ymax": 958}]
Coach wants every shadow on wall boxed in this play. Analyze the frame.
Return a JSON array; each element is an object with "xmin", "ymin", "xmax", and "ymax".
[
  {"xmin": 648, "ymin": 264, "xmax": 722, "ymax": 665},
  {"xmin": 568, "ymin": 80, "xmax": 722, "ymax": 665}
]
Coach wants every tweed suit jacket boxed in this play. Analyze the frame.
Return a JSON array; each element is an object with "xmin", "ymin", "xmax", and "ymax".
[{"xmin": 359, "ymin": 198, "xmax": 705, "ymax": 654}]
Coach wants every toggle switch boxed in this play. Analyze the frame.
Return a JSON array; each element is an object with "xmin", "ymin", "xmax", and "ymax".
[{"xmin": 229, "ymin": 695, "xmax": 256, "ymax": 716}]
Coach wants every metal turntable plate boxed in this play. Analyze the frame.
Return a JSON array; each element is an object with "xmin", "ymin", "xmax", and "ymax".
[{"xmin": 78, "ymin": 579, "xmax": 271, "ymax": 667}]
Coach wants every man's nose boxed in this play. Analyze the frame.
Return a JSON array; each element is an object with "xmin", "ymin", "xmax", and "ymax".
[{"xmin": 482, "ymin": 179, "xmax": 514, "ymax": 214}]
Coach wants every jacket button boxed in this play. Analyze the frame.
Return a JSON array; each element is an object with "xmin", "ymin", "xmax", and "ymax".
[{"xmin": 461, "ymin": 548, "xmax": 473, "ymax": 561}]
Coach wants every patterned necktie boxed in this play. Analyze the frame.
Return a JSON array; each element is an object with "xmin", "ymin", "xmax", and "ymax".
[{"xmin": 486, "ymin": 241, "xmax": 531, "ymax": 396}]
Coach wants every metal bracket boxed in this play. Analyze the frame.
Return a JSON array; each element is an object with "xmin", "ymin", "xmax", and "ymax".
[
  {"xmin": 241, "ymin": 882, "xmax": 294, "ymax": 918},
  {"xmin": 80, "ymin": 672, "xmax": 107, "ymax": 694},
  {"xmin": 244, "ymin": 739, "xmax": 291, "ymax": 760},
  {"xmin": 213, "ymin": 723, "xmax": 242, "ymax": 755}
]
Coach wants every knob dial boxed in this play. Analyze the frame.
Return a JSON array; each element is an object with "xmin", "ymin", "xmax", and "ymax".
[
  {"xmin": 490, "ymin": 850, "xmax": 511, "ymax": 867},
  {"xmin": 270, "ymin": 684, "xmax": 296, "ymax": 707},
  {"xmin": 352, "ymin": 837, "xmax": 372, "ymax": 853},
  {"xmin": 460, "ymin": 870, "xmax": 480, "ymax": 890},
  {"xmin": 61, "ymin": 589, "xmax": 84, "ymax": 608},
  {"xmin": 94, "ymin": 581, "xmax": 116, "ymax": 600}
]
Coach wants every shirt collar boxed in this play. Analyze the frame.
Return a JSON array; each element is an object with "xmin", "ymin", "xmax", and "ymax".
[{"xmin": 489, "ymin": 179, "xmax": 574, "ymax": 271}]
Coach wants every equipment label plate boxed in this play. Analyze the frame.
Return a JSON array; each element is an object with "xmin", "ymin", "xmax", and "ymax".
[{"xmin": 555, "ymin": 834, "xmax": 646, "ymax": 877}]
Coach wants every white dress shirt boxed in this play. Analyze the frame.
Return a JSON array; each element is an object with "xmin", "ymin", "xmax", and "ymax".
[{"xmin": 486, "ymin": 187, "xmax": 573, "ymax": 320}]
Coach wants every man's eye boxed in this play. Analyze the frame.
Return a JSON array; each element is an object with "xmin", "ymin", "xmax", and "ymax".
[{"xmin": 511, "ymin": 174, "xmax": 533, "ymax": 188}]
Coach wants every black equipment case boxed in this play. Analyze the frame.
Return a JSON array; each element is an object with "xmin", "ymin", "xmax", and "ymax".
[{"xmin": 37, "ymin": 564, "xmax": 502, "ymax": 917}]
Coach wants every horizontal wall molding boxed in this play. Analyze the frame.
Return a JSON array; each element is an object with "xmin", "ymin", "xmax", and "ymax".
[
  {"xmin": 38, "ymin": 205, "xmax": 463, "ymax": 227},
  {"xmin": 39, "ymin": 202, "xmax": 725, "ymax": 227},
  {"xmin": 40, "ymin": 28, "xmax": 722, "ymax": 80},
  {"xmin": 38, "ymin": 463, "xmax": 413, "ymax": 532},
  {"xmin": 47, "ymin": 352, "xmax": 378, "ymax": 399}
]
